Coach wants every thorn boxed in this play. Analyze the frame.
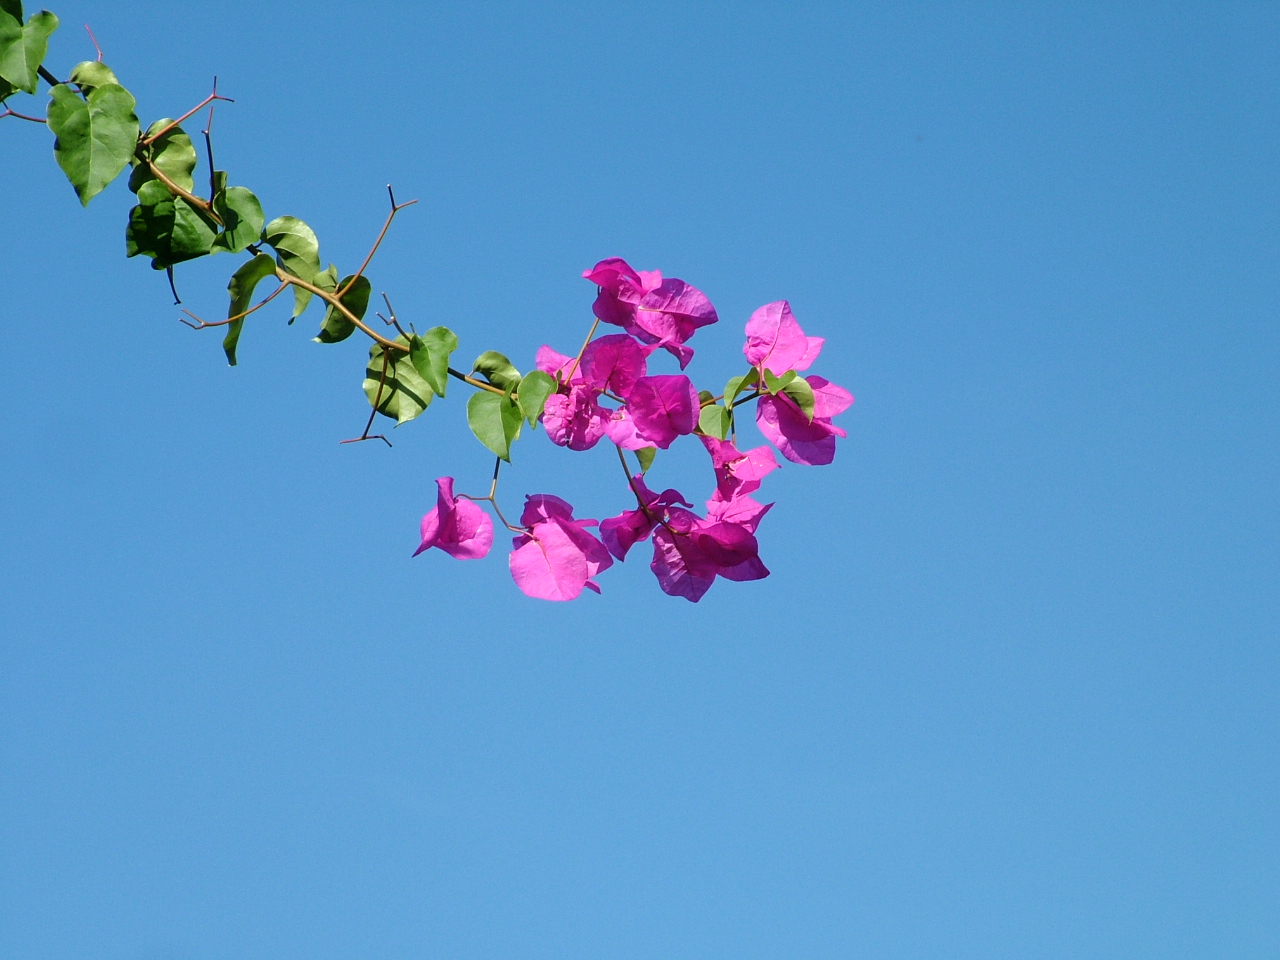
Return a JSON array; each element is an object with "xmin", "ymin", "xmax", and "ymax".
[{"xmin": 84, "ymin": 24, "xmax": 103, "ymax": 62}]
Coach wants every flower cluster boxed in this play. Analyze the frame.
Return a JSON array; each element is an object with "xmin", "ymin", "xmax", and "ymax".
[{"xmin": 413, "ymin": 257, "xmax": 852, "ymax": 601}]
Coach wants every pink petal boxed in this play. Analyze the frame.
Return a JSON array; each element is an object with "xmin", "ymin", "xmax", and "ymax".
[
  {"xmin": 413, "ymin": 476, "xmax": 493, "ymax": 560},
  {"xmin": 743, "ymin": 301, "xmax": 825, "ymax": 375},
  {"xmin": 580, "ymin": 334, "xmax": 651, "ymax": 395},
  {"xmin": 600, "ymin": 508, "xmax": 655, "ymax": 561},
  {"xmin": 807, "ymin": 375, "xmax": 854, "ymax": 419},
  {"xmin": 706, "ymin": 493, "xmax": 773, "ymax": 533},
  {"xmin": 756, "ymin": 393, "xmax": 842, "ymax": 466},
  {"xmin": 650, "ymin": 526, "xmax": 716, "ymax": 602},
  {"xmin": 699, "ymin": 436, "xmax": 779, "ymax": 498},
  {"xmin": 536, "ymin": 344, "xmax": 576, "ymax": 381},
  {"xmin": 509, "ymin": 520, "xmax": 590, "ymax": 601},
  {"xmin": 519, "ymin": 493, "xmax": 578, "ymax": 527},
  {"xmin": 541, "ymin": 386, "xmax": 608, "ymax": 451},
  {"xmin": 602, "ymin": 406, "xmax": 650, "ymax": 450},
  {"xmin": 627, "ymin": 375, "xmax": 701, "ymax": 449}
]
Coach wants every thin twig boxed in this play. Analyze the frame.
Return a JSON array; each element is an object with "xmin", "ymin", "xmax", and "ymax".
[
  {"xmin": 178, "ymin": 283, "xmax": 288, "ymax": 329},
  {"xmin": 446, "ymin": 367, "xmax": 505, "ymax": 396},
  {"xmin": 0, "ymin": 108, "xmax": 46, "ymax": 123},
  {"xmin": 334, "ymin": 186, "xmax": 418, "ymax": 300},
  {"xmin": 202, "ymin": 97, "xmax": 218, "ymax": 200},
  {"xmin": 376, "ymin": 292, "xmax": 408, "ymax": 337},
  {"xmin": 37, "ymin": 66, "xmax": 60, "ymax": 87},
  {"xmin": 562, "ymin": 317, "xmax": 600, "ymax": 384},
  {"xmin": 84, "ymin": 24, "xmax": 103, "ymax": 61},
  {"xmin": 458, "ymin": 458, "xmax": 526, "ymax": 533},
  {"xmin": 275, "ymin": 270, "xmax": 405, "ymax": 351},
  {"xmin": 146, "ymin": 159, "xmax": 221, "ymax": 224},
  {"xmin": 340, "ymin": 350, "xmax": 391, "ymax": 447},
  {"xmin": 141, "ymin": 80, "xmax": 233, "ymax": 146}
]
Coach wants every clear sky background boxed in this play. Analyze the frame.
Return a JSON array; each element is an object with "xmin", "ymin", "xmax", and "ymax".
[{"xmin": 2, "ymin": 1, "xmax": 1278, "ymax": 957}]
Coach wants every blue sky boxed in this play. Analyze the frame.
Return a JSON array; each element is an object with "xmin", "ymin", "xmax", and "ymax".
[{"xmin": 2, "ymin": 1, "xmax": 1278, "ymax": 957}]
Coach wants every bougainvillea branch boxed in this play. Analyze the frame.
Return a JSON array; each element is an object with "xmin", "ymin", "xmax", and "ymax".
[{"xmin": 2, "ymin": 3, "xmax": 855, "ymax": 601}]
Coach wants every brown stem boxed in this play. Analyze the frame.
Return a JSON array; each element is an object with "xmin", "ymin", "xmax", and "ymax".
[
  {"xmin": 142, "ymin": 80, "xmax": 233, "ymax": 146},
  {"xmin": 146, "ymin": 159, "xmax": 221, "ymax": 224},
  {"xmin": 459, "ymin": 458, "xmax": 526, "ymax": 533},
  {"xmin": 0, "ymin": 108, "xmax": 46, "ymax": 123},
  {"xmin": 447, "ymin": 367, "xmax": 506, "ymax": 396},
  {"xmin": 340, "ymin": 349, "xmax": 392, "ymax": 447},
  {"xmin": 178, "ymin": 282, "xmax": 288, "ymax": 329},
  {"xmin": 614, "ymin": 443, "xmax": 662, "ymax": 525},
  {"xmin": 562, "ymin": 317, "xmax": 600, "ymax": 384},
  {"xmin": 276, "ymin": 270, "xmax": 403, "ymax": 350},
  {"xmin": 335, "ymin": 185, "xmax": 418, "ymax": 300}
]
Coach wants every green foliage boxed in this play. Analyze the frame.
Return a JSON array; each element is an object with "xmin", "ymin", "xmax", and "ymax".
[
  {"xmin": 516, "ymin": 370, "xmax": 556, "ymax": 426},
  {"xmin": 130, "ymin": 119, "xmax": 196, "ymax": 193},
  {"xmin": 222, "ymin": 253, "xmax": 277, "ymax": 365},
  {"xmin": 47, "ymin": 79, "xmax": 139, "ymax": 205},
  {"xmin": 467, "ymin": 390, "xmax": 523, "ymax": 461},
  {"xmin": 124, "ymin": 177, "xmax": 217, "ymax": 269},
  {"xmin": 409, "ymin": 326, "xmax": 458, "ymax": 397},
  {"xmin": 66, "ymin": 59, "xmax": 116, "ymax": 96},
  {"xmin": 210, "ymin": 177, "xmax": 264, "ymax": 254},
  {"xmin": 761, "ymin": 367, "xmax": 797, "ymax": 395},
  {"xmin": 314, "ymin": 274, "xmax": 371, "ymax": 343},
  {"xmin": 635, "ymin": 447, "xmax": 657, "ymax": 473},
  {"xmin": 698, "ymin": 402, "xmax": 732, "ymax": 440},
  {"xmin": 725, "ymin": 368, "xmax": 758, "ymax": 406},
  {"xmin": 0, "ymin": 5, "xmax": 56, "ymax": 95},
  {"xmin": 365, "ymin": 336, "xmax": 433, "ymax": 424},
  {"xmin": 471, "ymin": 350, "xmax": 522, "ymax": 392},
  {"xmin": 263, "ymin": 215, "xmax": 321, "ymax": 318},
  {"xmin": 780, "ymin": 375, "xmax": 815, "ymax": 420}
]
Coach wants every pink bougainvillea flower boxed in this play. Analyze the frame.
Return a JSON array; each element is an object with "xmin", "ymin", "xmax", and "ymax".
[
  {"xmin": 600, "ymin": 476, "xmax": 768, "ymax": 602},
  {"xmin": 699, "ymin": 436, "xmax": 779, "ymax": 499},
  {"xmin": 756, "ymin": 375, "xmax": 854, "ymax": 466},
  {"xmin": 541, "ymin": 384, "xmax": 609, "ymax": 451},
  {"xmin": 535, "ymin": 344, "xmax": 577, "ymax": 381},
  {"xmin": 743, "ymin": 300, "xmax": 825, "ymax": 376},
  {"xmin": 509, "ymin": 494, "xmax": 613, "ymax": 601},
  {"xmin": 412, "ymin": 476, "xmax": 494, "ymax": 560},
  {"xmin": 599, "ymin": 476, "xmax": 691, "ymax": 561},
  {"xmin": 579, "ymin": 333, "xmax": 653, "ymax": 395},
  {"xmin": 583, "ymin": 257, "xmax": 718, "ymax": 369},
  {"xmin": 601, "ymin": 405, "xmax": 650, "ymax": 451},
  {"xmin": 706, "ymin": 491, "xmax": 773, "ymax": 533},
  {"xmin": 626, "ymin": 374, "xmax": 701, "ymax": 449}
]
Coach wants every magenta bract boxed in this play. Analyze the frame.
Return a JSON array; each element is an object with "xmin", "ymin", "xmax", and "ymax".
[
  {"xmin": 699, "ymin": 436, "xmax": 779, "ymax": 499},
  {"xmin": 583, "ymin": 257, "xmax": 718, "ymax": 369},
  {"xmin": 626, "ymin": 374, "xmax": 701, "ymax": 449},
  {"xmin": 755, "ymin": 375, "xmax": 854, "ymax": 466},
  {"xmin": 413, "ymin": 476, "xmax": 494, "ymax": 560},
  {"xmin": 508, "ymin": 494, "xmax": 613, "ymax": 601},
  {"xmin": 743, "ymin": 300, "xmax": 825, "ymax": 376}
]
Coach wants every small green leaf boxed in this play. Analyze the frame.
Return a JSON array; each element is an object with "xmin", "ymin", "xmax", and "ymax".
[
  {"xmin": 67, "ymin": 60, "xmax": 118, "ymax": 96},
  {"xmin": 471, "ymin": 350, "xmax": 521, "ymax": 391},
  {"xmin": 761, "ymin": 368, "xmax": 798, "ymax": 395},
  {"xmin": 0, "ymin": 11, "xmax": 20, "ymax": 92},
  {"xmin": 517, "ymin": 370, "xmax": 556, "ymax": 426},
  {"xmin": 780, "ymin": 375, "xmax": 816, "ymax": 421},
  {"xmin": 409, "ymin": 325, "xmax": 458, "ymax": 397},
  {"xmin": 467, "ymin": 390, "xmax": 523, "ymax": 461},
  {"xmin": 698, "ymin": 389, "xmax": 715, "ymax": 406},
  {"xmin": 47, "ymin": 81, "xmax": 140, "ymax": 206},
  {"xmin": 635, "ymin": 447, "xmax": 657, "ymax": 473},
  {"xmin": 314, "ymin": 274, "xmax": 371, "ymax": 344},
  {"xmin": 0, "ymin": 7, "xmax": 55, "ymax": 94},
  {"xmin": 129, "ymin": 119, "xmax": 197, "ymax": 193},
  {"xmin": 124, "ymin": 179, "xmax": 175, "ymax": 261},
  {"xmin": 222, "ymin": 253, "xmax": 277, "ymax": 365},
  {"xmin": 263, "ymin": 215, "xmax": 321, "ymax": 318},
  {"xmin": 698, "ymin": 403, "xmax": 732, "ymax": 440},
  {"xmin": 0, "ymin": 1, "xmax": 19, "ymax": 20},
  {"xmin": 167, "ymin": 197, "xmax": 217, "ymax": 261},
  {"xmin": 365, "ymin": 336, "xmax": 434, "ymax": 424},
  {"xmin": 725, "ymin": 368, "xmax": 759, "ymax": 406},
  {"xmin": 211, "ymin": 185, "xmax": 264, "ymax": 254}
]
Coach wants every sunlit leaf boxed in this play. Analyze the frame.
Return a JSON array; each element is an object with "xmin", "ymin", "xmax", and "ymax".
[
  {"xmin": 698, "ymin": 403, "xmax": 731, "ymax": 440},
  {"xmin": 129, "ymin": 119, "xmax": 197, "ymax": 194},
  {"xmin": 222, "ymin": 253, "xmax": 277, "ymax": 366},
  {"xmin": 365, "ymin": 336, "xmax": 434, "ymax": 424},
  {"xmin": 314, "ymin": 274, "xmax": 371, "ymax": 344},
  {"xmin": 467, "ymin": 390, "xmax": 523, "ymax": 461},
  {"xmin": 471, "ymin": 350, "xmax": 521, "ymax": 391},
  {"xmin": 211, "ymin": 184, "xmax": 264, "ymax": 254},
  {"xmin": 409, "ymin": 325, "xmax": 458, "ymax": 397},
  {"xmin": 517, "ymin": 370, "xmax": 556, "ymax": 426},
  {"xmin": 47, "ymin": 81, "xmax": 139, "ymax": 205},
  {"xmin": 636, "ymin": 447, "xmax": 657, "ymax": 473}
]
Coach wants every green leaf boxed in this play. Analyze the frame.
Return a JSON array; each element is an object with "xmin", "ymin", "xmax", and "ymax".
[
  {"xmin": 698, "ymin": 403, "xmax": 732, "ymax": 440},
  {"xmin": 124, "ymin": 178, "xmax": 174, "ymax": 261},
  {"xmin": 698, "ymin": 389, "xmax": 715, "ymax": 406},
  {"xmin": 211, "ymin": 185, "xmax": 264, "ymax": 254},
  {"xmin": 471, "ymin": 350, "xmax": 521, "ymax": 391},
  {"xmin": 0, "ymin": 2, "xmax": 21, "ymax": 23},
  {"xmin": 313, "ymin": 274, "xmax": 371, "ymax": 344},
  {"xmin": 635, "ymin": 446, "xmax": 657, "ymax": 473},
  {"xmin": 0, "ymin": 74, "xmax": 14, "ymax": 104},
  {"xmin": 467, "ymin": 390, "xmax": 523, "ymax": 461},
  {"xmin": 67, "ymin": 60, "xmax": 118, "ymax": 96},
  {"xmin": 725, "ymin": 368, "xmax": 759, "ymax": 406},
  {"xmin": 47, "ymin": 81, "xmax": 140, "ymax": 206},
  {"xmin": 780, "ymin": 375, "xmax": 816, "ymax": 421},
  {"xmin": 516, "ymin": 370, "xmax": 556, "ymax": 427},
  {"xmin": 0, "ymin": 7, "xmax": 55, "ymax": 94},
  {"xmin": 169, "ymin": 197, "xmax": 217, "ymax": 261},
  {"xmin": 129, "ymin": 119, "xmax": 197, "ymax": 194},
  {"xmin": 263, "ymin": 215, "xmax": 321, "ymax": 318},
  {"xmin": 408, "ymin": 325, "xmax": 458, "ymax": 397},
  {"xmin": 222, "ymin": 253, "xmax": 277, "ymax": 366},
  {"xmin": 761, "ymin": 368, "xmax": 797, "ymax": 395},
  {"xmin": 365, "ymin": 336, "xmax": 434, "ymax": 424}
]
